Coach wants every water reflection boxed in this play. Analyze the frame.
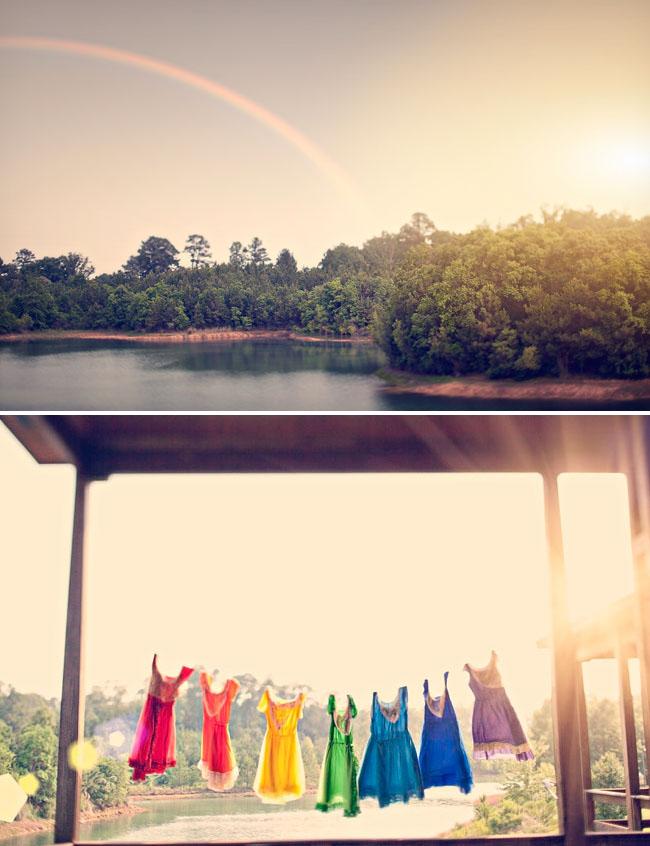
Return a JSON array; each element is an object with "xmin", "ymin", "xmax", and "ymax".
[{"xmin": 1, "ymin": 339, "xmax": 646, "ymax": 411}]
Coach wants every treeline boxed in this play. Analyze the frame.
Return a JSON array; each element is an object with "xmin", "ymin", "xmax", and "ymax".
[{"xmin": 1, "ymin": 209, "xmax": 649, "ymax": 378}]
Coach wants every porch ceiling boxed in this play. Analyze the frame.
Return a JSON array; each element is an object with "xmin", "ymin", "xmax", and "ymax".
[{"xmin": 2, "ymin": 414, "xmax": 647, "ymax": 478}]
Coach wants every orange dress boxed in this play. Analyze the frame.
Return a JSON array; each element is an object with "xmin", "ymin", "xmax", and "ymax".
[
  {"xmin": 254, "ymin": 688, "xmax": 306, "ymax": 803},
  {"xmin": 198, "ymin": 672, "xmax": 240, "ymax": 791}
]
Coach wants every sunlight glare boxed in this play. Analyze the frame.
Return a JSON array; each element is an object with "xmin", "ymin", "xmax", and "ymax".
[
  {"xmin": 558, "ymin": 473, "xmax": 634, "ymax": 624},
  {"xmin": 67, "ymin": 739, "xmax": 99, "ymax": 772}
]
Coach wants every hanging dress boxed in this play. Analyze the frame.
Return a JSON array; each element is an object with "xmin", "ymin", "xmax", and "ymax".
[
  {"xmin": 254, "ymin": 688, "xmax": 306, "ymax": 804},
  {"xmin": 358, "ymin": 686, "xmax": 424, "ymax": 807},
  {"xmin": 128, "ymin": 654, "xmax": 194, "ymax": 781},
  {"xmin": 316, "ymin": 694, "xmax": 360, "ymax": 817},
  {"xmin": 418, "ymin": 672, "xmax": 473, "ymax": 794},
  {"xmin": 198, "ymin": 672, "xmax": 240, "ymax": 791},
  {"xmin": 464, "ymin": 650, "xmax": 534, "ymax": 761}
]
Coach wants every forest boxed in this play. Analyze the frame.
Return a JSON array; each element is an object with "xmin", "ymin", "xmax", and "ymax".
[
  {"xmin": 1, "ymin": 208, "xmax": 649, "ymax": 380},
  {"xmin": 0, "ymin": 672, "xmax": 646, "ymax": 835}
]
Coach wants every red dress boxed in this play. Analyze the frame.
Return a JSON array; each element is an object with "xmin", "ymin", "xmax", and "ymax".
[
  {"xmin": 198, "ymin": 672, "xmax": 240, "ymax": 790},
  {"xmin": 129, "ymin": 654, "xmax": 194, "ymax": 781}
]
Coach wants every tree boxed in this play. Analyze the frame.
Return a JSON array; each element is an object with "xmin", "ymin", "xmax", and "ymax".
[
  {"xmin": 274, "ymin": 249, "xmax": 298, "ymax": 284},
  {"xmin": 145, "ymin": 282, "xmax": 190, "ymax": 331},
  {"xmin": 123, "ymin": 237, "xmax": 180, "ymax": 278},
  {"xmin": 83, "ymin": 757, "xmax": 128, "ymax": 809},
  {"xmin": 398, "ymin": 212, "xmax": 437, "ymax": 247},
  {"xmin": 248, "ymin": 237, "xmax": 269, "ymax": 269},
  {"xmin": 319, "ymin": 244, "xmax": 366, "ymax": 279},
  {"xmin": 184, "ymin": 235, "xmax": 212, "ymax": 270},
  {"xmin": 0, "ymin": 719, "xmax": 13, "ymax": 775},
  {"xmin": 13, "ymin": 723, "xmax": 57, "ymax": 817},
  {"xmin": 14, "ymin": 248, "xmax": 35, "ymax": 270},
  {"xmin": 228, "ymin": 241, "xmax": 248, "ymax": 270},
  {"xmin": 10, "ymin": 276, "xmax": 58, "ymax": 329},
  {"xmin": 592, "ymin": 751, "xmax": 626, "ymax": 820}
]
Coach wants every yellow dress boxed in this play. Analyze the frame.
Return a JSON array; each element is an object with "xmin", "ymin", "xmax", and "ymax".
[{"xmin": 253, "ymin": 688, "xmax": 306, "ymax": 803}]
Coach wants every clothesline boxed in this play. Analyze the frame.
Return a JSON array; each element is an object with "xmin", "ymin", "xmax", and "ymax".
[{"xmin": 128, "ymin": 651, "xmax": 534, "ymax": 818}]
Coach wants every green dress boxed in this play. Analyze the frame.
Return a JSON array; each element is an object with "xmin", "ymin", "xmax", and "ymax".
[{"xmin": 316, "ymin": 694, "xmax": 360, "ymax": 817}]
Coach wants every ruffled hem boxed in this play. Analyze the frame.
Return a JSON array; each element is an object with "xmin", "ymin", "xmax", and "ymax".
[
  {"xmin": 422, "ymin": 775, "xmax": 473, "ymax": 794},
  {"xmin": 473, "ymin": 741, "xmax": 534, "ymax": 761},
  {"xmin": 359, "ymin": 788, "xmax": 424, "ymax": 808},
  {"xmin": 316, "ymin": 800, "xmax": 361, "ymax": 817},
  {"xmin": 129, "ymin": 758, "xmax": 175, "ymax": 781},
  {"xmin": 254, "ymin": 788, "xmax": 305, "ymax": 804},
  {"xmin": 198, "ymin": 761, "xmax": 239, "ymax": 791}
]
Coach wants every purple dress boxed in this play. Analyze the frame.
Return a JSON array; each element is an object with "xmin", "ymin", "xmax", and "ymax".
[{"xmin": 464, "ymin": 651, "xmax": 533, "ymax": 762}]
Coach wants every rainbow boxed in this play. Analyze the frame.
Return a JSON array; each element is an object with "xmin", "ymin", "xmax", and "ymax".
[{"xmin": 0, "ymin": 35, "xmax": 362, "ymax": 204}]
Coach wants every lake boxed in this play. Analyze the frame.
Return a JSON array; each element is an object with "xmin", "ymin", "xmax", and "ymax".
[
  {"xmin": 0, "ymin": 339, "xmax": 644, "ymax": 410},
  {"xmin": 4, "ymin": 785, "xmax": 505, "ymax": 845}
]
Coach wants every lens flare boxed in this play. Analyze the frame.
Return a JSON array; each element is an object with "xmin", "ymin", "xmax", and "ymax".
[
  {"xmin": 68, "ymin": 739, "xmax": 99, "ymax": 772},
  {"xmin": 17, "ymin": 774, "xmax": 39, "ymax": 797},
  {"xmin": 108, "ymin": 730, "xmax": 125, "ymax": 748},
  {"xmin": 0, "ymin": 774, "xmax": 27, "ymax": 822}
]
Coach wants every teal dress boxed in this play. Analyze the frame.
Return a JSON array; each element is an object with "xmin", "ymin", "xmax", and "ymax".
[
  {"xmin": 358, "ymin": 686, "xmax": 424, "ymax": 807},
  {"xmin": 315, "ymin": 694, "xmax": 360, "ymax": 817}
]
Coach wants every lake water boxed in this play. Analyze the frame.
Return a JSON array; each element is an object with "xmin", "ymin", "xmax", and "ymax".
[
  {"xmin": 4, "ymin": 785, "xmax": 504, "ymax": 845},
  {"xmin": 0, "ymin": 339, "xmax": 643, "ymax": 410}
]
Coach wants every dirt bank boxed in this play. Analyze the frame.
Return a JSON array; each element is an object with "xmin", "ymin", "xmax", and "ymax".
[
  {"xmin": 0, "ymin": 804, "xmax": 145, "ymax": 842},
  {"xmin": 379, "ymin": 370, "xmax": 650, "ymax": 403},
  {"xmin": 0, "ymin": 329, "xmax": 372, "ymax": 345}
]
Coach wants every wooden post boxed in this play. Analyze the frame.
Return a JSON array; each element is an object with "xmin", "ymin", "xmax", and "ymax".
[
  {"xmin": 54, "ymin": 472, "xmax": 89, "ymax": 844},
  {"xmin": 544, "ymin": 473, "xmax": 586, "ymax": 846},
  {"xmin": 615, "ymin": 640, "xmax": 642, "ymax": 829},
  {"xmin": 575, "ymin": 662, "xmax": 594, "ymax": 830},
  {"xmin": 629, "ymin": 417, "xmax": 650, "ymax": 795}
]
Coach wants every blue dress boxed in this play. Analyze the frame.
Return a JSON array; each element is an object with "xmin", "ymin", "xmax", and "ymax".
[
  {"xmin": 418, "ymin": 672, "xmax": 473, "ymax": 794},
  {"xmin": 358, "ymin": 686, "xmax": 424, "ymax": 807}
]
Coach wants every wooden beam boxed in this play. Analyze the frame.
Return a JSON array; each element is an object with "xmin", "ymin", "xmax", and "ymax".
[
  {"xmin": 0, "ymin": 415, "xmax": 79, "ymax": 465},
  {"xmin": 545, "ymin": 473, "xmax": 586, "ymax": 846},
  {"xmin": 54, "ymin": 472, "xmax": 88, "ymax": 843},
  {"xmin": 616, "ymin": 640, "xmax": 642, "ymax": 829},
  {"xmin": 576, "ymin": 662, "xmax": 595, "ymax": 829}
]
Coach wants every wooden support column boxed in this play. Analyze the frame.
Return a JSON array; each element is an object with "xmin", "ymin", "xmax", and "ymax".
[
  {"xmin": 629, "ymin": 417, "xmax": 650, "ymax": 794},
  {"xmin": 615, "ymin": 640, "xmax": 642, "ymax": 829},
  {"xmin": 575, "ymin": 662, "xmax": 594, "ymax": 830},
  {"xmin": 544, "ymin": 473, "xmax": 586, "ymax": 846},
  {"xmin": 54, "ymin": 472, "xmax": 89, "ymax": 844}
]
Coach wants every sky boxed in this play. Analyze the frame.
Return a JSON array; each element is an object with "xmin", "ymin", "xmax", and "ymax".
[
  {"xmin": 0, "ymin": 421, "xmax": 638, "ymax": 724},
  {"xmin": 0, "ymin": 0, "xmax": 649, "ymax": 273}
]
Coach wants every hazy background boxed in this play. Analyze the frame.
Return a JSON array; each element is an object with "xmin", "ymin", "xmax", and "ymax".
[
  {"xmin": 0, "ymin": 422, "xmax": 637, "ymax": 719},
  {"xmin": 1, "ymin": 0, "xmax": 649, "ymax": 273}
]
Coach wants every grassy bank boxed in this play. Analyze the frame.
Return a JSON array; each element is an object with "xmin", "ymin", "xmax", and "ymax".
[{"xmin": 378, "ymin": 368, "xmax": 650, "ymax": 403}]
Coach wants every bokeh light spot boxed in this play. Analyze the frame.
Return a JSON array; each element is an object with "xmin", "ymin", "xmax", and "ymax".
[
  {"xmin": 0, "ymin": 773, "xmax": 27, "ymax": 822},
  {"xmin": 68, "ymin": 739, "xmax": 99, "ymax": 772},
  {"xmin": 17, "ymin": 774, "xmax": 39, "ymax": 797},
  {"xmin": 108, "ymin": 731, "xmax": 125, "ymax": 748}
]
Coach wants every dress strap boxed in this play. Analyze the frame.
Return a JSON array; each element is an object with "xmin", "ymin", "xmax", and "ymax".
[
  {"xmin": 177, "ymin": 665, "xmax": 194, "ymax": 686},
  {"xmin": 423, "ymin": 678, "xmax": 429, "ymax": 697},
  {"xmin": 443, "ymin": 671, "xmax": 449, "ymax": 689},
  {"xmin": 348, "ymin": 695, "xmax": 358, "ymax": 719}
]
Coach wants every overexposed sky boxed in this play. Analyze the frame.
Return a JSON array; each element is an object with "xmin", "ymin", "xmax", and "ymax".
[
  {"xmin": 1, "ymin": 0, "xmax": 649, "ymax": 271},
  {"xmin": 0, "ymin": 422, "xmax": 637, "ymax": 720}
]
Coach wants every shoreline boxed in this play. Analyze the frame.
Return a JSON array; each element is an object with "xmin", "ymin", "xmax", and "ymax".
[
  {"xmin": 0, "ymin": 329, "xmax": 373, "ymax": 345},
  {"xmin": 378, "ymin": 369, "xmax": 650, "ymax": 403},
  {"xmin": 0, "ymin": 804, "xmax": 146, "ymax": 842},
  {"xmin": 0, "ymin": 788, "xmax": 318, "ymax": 842}
]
